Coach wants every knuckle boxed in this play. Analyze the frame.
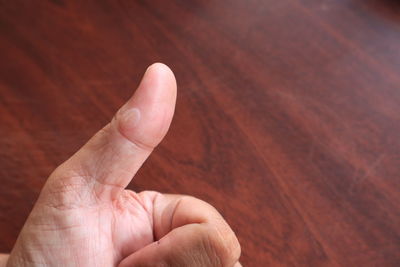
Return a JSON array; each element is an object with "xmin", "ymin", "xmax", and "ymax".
[
  {"xmin": 202, "ymin": 224, "xmax": 241, "ymax": 266},
  {"xmin": 227, "ymin": 230, "xmax": 241, "ymax": 263}
]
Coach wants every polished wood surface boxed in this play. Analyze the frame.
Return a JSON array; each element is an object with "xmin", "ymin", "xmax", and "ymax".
[{"xmin": 1, "ymin": 1, "xmax": 400, "ymax": 266}]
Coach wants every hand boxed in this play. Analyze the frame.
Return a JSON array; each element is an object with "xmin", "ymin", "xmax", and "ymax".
[{"xmin": 3, "ymin": 63, "xmax": 241, "ymax": 266}]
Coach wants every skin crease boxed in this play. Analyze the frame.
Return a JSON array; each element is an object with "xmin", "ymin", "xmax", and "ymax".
[{"xmin": 0, "ymin": 63, "xmax": 241, "ymax": 267}]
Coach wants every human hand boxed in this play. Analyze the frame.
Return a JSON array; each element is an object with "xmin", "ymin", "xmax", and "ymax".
[{"xmin": 3, "ymin": 63, "xmax": 241, "ymax": 266}]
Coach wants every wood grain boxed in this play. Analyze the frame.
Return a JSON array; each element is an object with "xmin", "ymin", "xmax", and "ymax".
[{"xmin": 1, "ymin": 0, "xmax": 400, "ymax": 266}]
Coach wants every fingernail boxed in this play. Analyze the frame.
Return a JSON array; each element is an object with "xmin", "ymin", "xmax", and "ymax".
[{"xmin": 121, "ymin": 108, "xmax": 141, "ymax": 128}]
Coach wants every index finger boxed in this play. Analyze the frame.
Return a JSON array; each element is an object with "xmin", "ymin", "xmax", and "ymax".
[{"xmin": 119, "ymin": 193, "xmax": 241, "ymax": 266}]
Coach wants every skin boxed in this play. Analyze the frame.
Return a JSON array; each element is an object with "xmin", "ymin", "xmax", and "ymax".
[{"xmin": 0, "ymin": 63, "xmax": 241, "ymax": 267}]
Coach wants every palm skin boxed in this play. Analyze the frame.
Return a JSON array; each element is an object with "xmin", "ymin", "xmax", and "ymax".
[
  {"xmin": 12, "ymin": 190, "xmax": 156, "ymax": 265},
  {"xmin": 2, "ymin": 63, "xmax": 241, "ymax": 267}
]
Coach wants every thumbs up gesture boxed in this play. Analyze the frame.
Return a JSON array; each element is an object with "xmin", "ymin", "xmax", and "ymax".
[{"xmin": 4, "ymin": 63, "xmax": 241, "ymax": 267}]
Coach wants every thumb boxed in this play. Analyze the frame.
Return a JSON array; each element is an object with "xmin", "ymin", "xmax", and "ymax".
[{"xmin": 42, "ymin": 63, "xmax": 176, "ymax": 203}]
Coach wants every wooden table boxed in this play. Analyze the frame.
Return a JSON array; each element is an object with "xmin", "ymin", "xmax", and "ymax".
[{"xmin": 1, "ymin": 1, "xmax": 400, "ymax": 266}]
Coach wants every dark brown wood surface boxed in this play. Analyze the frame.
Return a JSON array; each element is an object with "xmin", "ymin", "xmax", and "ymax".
[{"xmin": 1, "ymin": 1, "xmax": 400, "ymax": 266}]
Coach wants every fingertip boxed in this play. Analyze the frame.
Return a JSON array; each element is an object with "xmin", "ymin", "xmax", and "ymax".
[
  {"xmin": 116, "ymin": 62, "xmax": 177, "ymax": 149},
  {"xmin": 141, "ymin": 62, "xmax": 177, "ymax": 102},
  {"xmin": 145, "ymin": 62, "xmax": 177, "ymax": 91},
  {"xmin": 147, "ymin": 62, "xmax": 174, "ymax": 75}
]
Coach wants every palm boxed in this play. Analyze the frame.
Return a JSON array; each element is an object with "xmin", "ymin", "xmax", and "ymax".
[{"xmin": 18, "ymin": 189, "xmax": 157, "ymax": 265}]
